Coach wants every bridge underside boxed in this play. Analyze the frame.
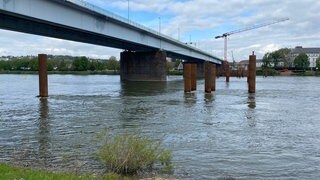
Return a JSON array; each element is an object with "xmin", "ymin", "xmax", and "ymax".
[
  {"xmin": 0, "ymin": 10, "xmax": 154, "ymax": 51},
  {"xmin": 0, "ymin": 3, "xmax": 222, "ymax": 82}
]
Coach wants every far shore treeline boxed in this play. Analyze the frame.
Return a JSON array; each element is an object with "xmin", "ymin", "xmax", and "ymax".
[{"xmin": 0, "ymin": 55, "xmax": 120, "ymax": 73}]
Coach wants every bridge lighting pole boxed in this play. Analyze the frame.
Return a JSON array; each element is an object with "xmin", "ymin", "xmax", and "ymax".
[
  {"xmin": 127, "ymin": 0, "xmax": 130, "ymax": 20},
  {"xmin": 159, "ymin": 17, "xmax": 161, "ymax": 33}
]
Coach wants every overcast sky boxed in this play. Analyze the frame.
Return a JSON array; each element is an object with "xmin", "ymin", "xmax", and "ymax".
[{"xmin": 0, "ymin": 0, "xmax": 319, "ymax": 61}]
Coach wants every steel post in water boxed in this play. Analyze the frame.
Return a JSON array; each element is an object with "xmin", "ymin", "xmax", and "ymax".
[
  {"xmin": 205, "ymin": 62, "xmax": 213, "ymax": 93},
  {"xmin": 38, "ymin": 54, "xmax": 48, "ymax": 97},
  {"xmin": 191, "ymin": 64, "xmax": 197, "ymax": 91},
  {"xmin": 184, "ymin": 63, "xmax": 192, "ymax": 93},
  {"xmin": 226, "ymin": 63, "xmax": 230, "ymax": 83},
  {"xmin": 248, "ymin": 52, "xmax": 256, "ymax": 93},
  {"xmin": 212, "ymin": 64, "xmax": 216, "ymax": 91}
]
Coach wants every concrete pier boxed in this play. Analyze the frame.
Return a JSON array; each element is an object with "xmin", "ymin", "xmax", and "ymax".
[
  {"xmin": 184, "ymin": 63, "xmax": 192, "ymax": 93},
  {"xmin": 248, "ymin": 52, "xmax": 256, "ymax": 93},
  {"xmin": 120, "ymin": 50, "xmax": 167, "ymax": 81},
  {"xmin": 38, "ymin": 54, "xmax": 48, "ymax": 97},
  {"xmin": 205, "ymin": 62, "xmax": 213, "ymax": 93},
  {"xmin": 211, "ymin": 64, "xmax": 216, "ymax": 91},
  {"xmin": 191, "ymin": 64, "xmax": 197, "ymax": 91}
]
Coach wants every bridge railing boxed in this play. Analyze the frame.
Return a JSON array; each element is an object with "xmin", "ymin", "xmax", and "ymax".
[{"xmin": 66, "ymin": 0, "xmax": 220, "ymax": 61}]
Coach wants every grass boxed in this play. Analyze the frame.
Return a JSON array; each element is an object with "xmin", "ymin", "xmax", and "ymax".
[
  {"xmin": 0, "ymin": 163, "xmax": 128, "ymax": 180},
  {"xmin": 98, "ymin": 132, "xmax": 172, "ymax": 175}
]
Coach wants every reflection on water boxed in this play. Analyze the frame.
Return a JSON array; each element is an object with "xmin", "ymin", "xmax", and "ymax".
[
  {"xmin": 1, "ymin": 75, "xmax": 320, "ymax": 179},
  {"xmin": 37, "ymin": 98, "xmax": 51, "ymax": 166},
  {"xmin": 120, "ymin": 81, "xmax": 169, "ymax": 96},
  {"xmin": 247, "ymin": 93, "xmax": 256, "ymax": 109}
]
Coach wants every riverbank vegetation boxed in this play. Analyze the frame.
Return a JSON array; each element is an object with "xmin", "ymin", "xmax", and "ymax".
[
  {"xmin": 0, "ymin": 163, "xmax": 123, "ymax": 180},
  {"xmin": 0, "ymin": 55, "xmax": 120, "ymax": 73},
  {"xmin": 0, "ymin": 131, "xmax": 173, "ymax": 179},
  {"xmin": 98, "ymin": 131, "xmax": 172, "ymax": 175}
]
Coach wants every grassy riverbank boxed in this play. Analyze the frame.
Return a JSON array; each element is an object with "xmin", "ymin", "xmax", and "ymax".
[{"xmin": 0, "ymin": 163, "xmax": 126, "ymax": 180}]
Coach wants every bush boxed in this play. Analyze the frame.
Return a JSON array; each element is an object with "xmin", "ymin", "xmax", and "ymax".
[{"xmin": 98, "ymin": 132, "xmax": 172, "ymax": 175}]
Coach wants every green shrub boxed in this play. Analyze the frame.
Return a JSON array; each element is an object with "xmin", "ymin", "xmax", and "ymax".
[{"xmin": 98, "ymin": 132, "xmax": 172, "ymax": 175}]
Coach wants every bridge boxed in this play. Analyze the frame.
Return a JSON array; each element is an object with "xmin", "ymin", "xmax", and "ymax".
[{"xmin": 0, "ymin": 0, "xmax": 222, "ymax": 82}]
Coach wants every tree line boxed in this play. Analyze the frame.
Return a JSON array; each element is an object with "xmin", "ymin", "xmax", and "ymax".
[
  {"xmin": 262, "ymin": 48, "xmax": 320, "ymax": 70},
  {"xmin": 0, "ymin": 56, "xmax": 120, "ymax": 72}
]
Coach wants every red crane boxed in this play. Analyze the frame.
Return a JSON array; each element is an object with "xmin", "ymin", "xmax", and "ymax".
[{"xmin": 215, "ymin": 18, "xmax": 289, "ymax": 62}]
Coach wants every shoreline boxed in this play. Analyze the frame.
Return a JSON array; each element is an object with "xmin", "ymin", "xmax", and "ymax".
[{"xmin": 1, "ymin": 70, "xmax": 320, "ymax": 76}]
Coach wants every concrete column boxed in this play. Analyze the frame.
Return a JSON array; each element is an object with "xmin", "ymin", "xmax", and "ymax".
[
  {"xmin": 205, "ymin": 62, "xmax": 213, "ymax": 93},
  {"xmin": 184, "ymin": 63, "xmax": 192, "ymax": 93},
  {"xmin": 212, "ymin": 64, "xmax": 216, "ymax": 91},
  {"xmin": 191, "ymin": 64, "xmax": 197, "ymax": 91},
  {"xmin": 120, "ymin": 50, "xmax": 167, "ymax": 81},
  {"xmin": 38, "ymin": 54, "xmax": 48, "ymax": 97},
  {"xmin": 248, "ymin": 52, "xmax": 256, "ymax": 93},
  {"xmin": 247, "ymin": 64, "xmax": 250, "ymax": 83}
]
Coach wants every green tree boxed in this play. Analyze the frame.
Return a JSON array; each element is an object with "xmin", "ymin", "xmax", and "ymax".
[
  {"xmin": 277, "ymin": 48, "xmax": 291, "ymax": 67},
  {"xmin": 58, "ymin": 60, "xmax": 67, "ymax": 71},
  {"xmin": 262, "ymin": 53, "xmax": 272, "ymax": 68},
  {"xmin": 47, "ymin": 61, "xmax": 54, "ymax": 71},
  {"xmin": 294, "ymin": 53, "xmax": 309, "ymax": 70},
  {"xmin": 29, "ymin": 58, "xmax": 38, "ymax": 71},
  {"xmin": 73, "ymin": 56, "xmax": 89, "ymax": 71},
  {"xmin": 316, "ymin": 56, "xmax": 320, "ymax": 70},
  {"xmin": 89, "ymin": 61, "xmax": 105, "ymax": 71},
  {"xmin": 106, "ymin": 56, "xmax": 119, "ymax": 72},
  {"xmin": 271, "ymin": 51, "xmax": 281, "ymax": 68}
]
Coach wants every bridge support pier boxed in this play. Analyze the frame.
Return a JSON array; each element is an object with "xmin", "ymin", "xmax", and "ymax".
[
  {"xmin": 191, "ymin": 64, "xmax": 197, "ymax": 91},
  {"xmin": 38, "ymin": 54, "xmax": 48, "ymax": 97},
  {"xmin": 248, "ymin": 52, "xmax": 256, "ymax": 93},
  {"xmin": 212, "ymin": 64, "xmax": 216, "ymax": 91},
  {"xmin": 120, "ymin": 50, "xmax": 167, "ymax": 81},
  {"xmin": 205, "ymin": 62, "xmax": 216, "ymax": 93},
  {"xmin": 184, "ymin": 63, "xmax": 192, "ymax": 93}
]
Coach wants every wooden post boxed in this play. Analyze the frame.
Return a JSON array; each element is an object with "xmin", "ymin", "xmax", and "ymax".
[
  {"xmin": 38, "ymin": 54, "xmax": 48, "ymax": 97},
  {"xmin": 248, "ymin": 52, "xmax": 256, "ymax": 93},
  {"xmin": 205, "ymin": 62, "xmax": 213, "ymax": 93},
  {"xmin": 191, "ymin": 64, "xmax": 197, "ymax": 91},
  {"xmin": 226, "ymin": 63, "xmax": 230, "ymax": 83},
  {"xmin": 184, "ymin": 63, "xmax": 192, "ymax": 93},
  {"xmin": 212, "ymin": 64, "xmax": 216, "ymax": 91}
]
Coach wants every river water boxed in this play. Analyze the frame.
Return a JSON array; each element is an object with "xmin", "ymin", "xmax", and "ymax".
[{"xmin": 0, "ymin": 74, "xmax": 320, "ymax": 179}]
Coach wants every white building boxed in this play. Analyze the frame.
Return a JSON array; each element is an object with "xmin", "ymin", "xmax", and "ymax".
[{"xmin": 290, "ymin": 46, "xmax": 320, "ymax": 68}]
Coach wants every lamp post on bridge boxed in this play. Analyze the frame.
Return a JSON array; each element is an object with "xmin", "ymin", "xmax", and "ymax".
[{"xmin": 127, "ymin": 0, "xmax": 130, "ymax": 20}]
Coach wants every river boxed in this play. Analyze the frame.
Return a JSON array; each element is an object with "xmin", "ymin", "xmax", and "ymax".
[{"xmin": 0, "ymin": 74, "xmax": 320, "ymax": 179}]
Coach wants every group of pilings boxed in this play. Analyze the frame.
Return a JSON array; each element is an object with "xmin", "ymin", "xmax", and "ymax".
[
  {"xmin": 183, "ymin": 53, "xmax": 256, "ymax": 94},
  {"xmin": 184, "ymin": 62, "xmax": 217, "ymax": 93},
  {"xmin": 37, "ymin": 53, "xmax": 256, "ymax": 98}
]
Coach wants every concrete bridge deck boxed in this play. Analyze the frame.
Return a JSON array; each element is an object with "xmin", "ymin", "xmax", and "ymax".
[{"xmin": 0, "ymin": 0, "xmax": 222, "ymax": 63}]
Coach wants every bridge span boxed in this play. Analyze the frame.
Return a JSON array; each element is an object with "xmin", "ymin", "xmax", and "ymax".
[{"xmin": 0, "ymin": 0, "xmax": 222, "ymax": 81}]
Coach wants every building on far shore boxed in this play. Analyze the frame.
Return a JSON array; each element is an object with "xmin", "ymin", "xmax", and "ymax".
[
  {"xmin": 237, "ymin": 59, "xmax": 263, "ymax": 70},
  {"xmin": 290, "ymin": 46, "xmax": 320, "ymax": 68}
]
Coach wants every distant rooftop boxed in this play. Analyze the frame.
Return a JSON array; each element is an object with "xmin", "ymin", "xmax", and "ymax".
[{"xmin": 291, "ymin": 46, "xmax": 320, "ymax": 54}]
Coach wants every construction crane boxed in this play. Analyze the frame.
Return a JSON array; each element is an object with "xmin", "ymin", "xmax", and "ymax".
[{"xmin": 215, "ymin": 18, "xmax": 289, "ymax": 62}]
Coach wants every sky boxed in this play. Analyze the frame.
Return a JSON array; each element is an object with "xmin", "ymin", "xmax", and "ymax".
[{"xmin": 0, "ymin": 0, "xmax": 319, "ymax": 61}]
